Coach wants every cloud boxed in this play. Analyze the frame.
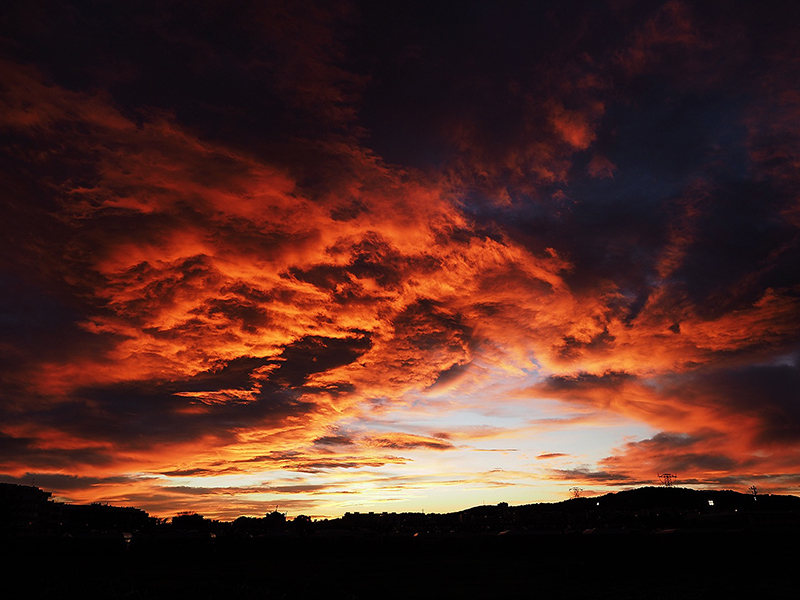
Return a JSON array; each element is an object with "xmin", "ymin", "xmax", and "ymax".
[
  {"xmin": 659, "ymin": 359, "xmax": 800, "ymax": 446},
  {"xmin": 0, "ymin": 432, "xmax": 115, "ymax": 471},
  {"xmin": 550, "ymin": 468, "xmax": 634, "ymax": 484},
  {"xmin": 366, "ymin": 432, "xmax": 455, "ymax": 451},
  {"xmin": 536, "ymin": 453, "xmax": 569, "ymax": 460},
  {"xmin": 0, "ymin": 472, "xmax": 147, "ymax": 492},
  {"xmin": 1, "ymin": 1, "xmax": 800, "ymax": 514},
  {"xmin": 271, "ymin": 334, "xmax": 372, "ymax": 387}
]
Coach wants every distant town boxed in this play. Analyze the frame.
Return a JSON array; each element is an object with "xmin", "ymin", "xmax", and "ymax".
[{"xmin": 4, "ymin": 481, "xmax": 800, "ymax": 540}]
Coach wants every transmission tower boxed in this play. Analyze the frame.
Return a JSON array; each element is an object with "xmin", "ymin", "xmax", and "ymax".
[
  {"xmin": 569, "ymin": 487, "xmax": 583, "ymax": 499},
  {"xmin": 658, "ymin": 473, "xmax": 677, "ymax": 487}
]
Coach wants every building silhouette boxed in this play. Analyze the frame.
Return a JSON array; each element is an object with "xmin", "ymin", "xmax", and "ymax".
[{"xmin": 0, "ymin": 482, "xmax": 60, "ymax": 535}]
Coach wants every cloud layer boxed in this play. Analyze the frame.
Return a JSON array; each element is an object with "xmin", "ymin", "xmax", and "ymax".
[{"xmin": 1, "ymin": 0, "xmax": 799, "ymax": 517}]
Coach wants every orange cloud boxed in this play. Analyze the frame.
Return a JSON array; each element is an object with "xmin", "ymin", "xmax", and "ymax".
[{"xmin": 2, "ymin": 2, "xmax": 800, "ymax": 517}]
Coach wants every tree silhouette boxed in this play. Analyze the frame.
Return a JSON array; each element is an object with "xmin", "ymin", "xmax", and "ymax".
[{"xmin": 172, "ymin": 512, "xmax": 209, "ymax": 530}]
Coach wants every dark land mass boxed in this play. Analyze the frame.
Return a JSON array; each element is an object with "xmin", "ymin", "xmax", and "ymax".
[{"xmin": 3, "ymin": 483, "xmax": 800, "ymax": 598}]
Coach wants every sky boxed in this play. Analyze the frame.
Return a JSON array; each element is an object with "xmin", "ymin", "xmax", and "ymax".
[{"xmin": 1, "ymin": 0, "xmax": 799, "ymax": 520}]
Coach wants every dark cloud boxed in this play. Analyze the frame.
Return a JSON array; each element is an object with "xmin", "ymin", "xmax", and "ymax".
[
  {"xmin": 0, "ymin": 274, "xmax": 119, "ymax": 390},
  {"xmin": 536, "ymin": 453, "xmax": 569, "ymax": 460},
  {"xmin": 0, "ymin": 432, "xmax": 113, "ymax": 470},
  {"xmin": 536, "ymin": 371, "xmax": 636, "ymax": 394},
  {"xmin": 577, "ymin": 428, "xmax": 756, "ymax": 488},
  {"xmin": 272, "ymin": 334, "xmax": 372, "ymax": 387},
  {"xmin": 392, "ymin": 299, "xmax": 473, "ymax": 353},
  {"xmin": 180, "ymin": 355, "xmax": 275, "ymax": 392},
  {"xmin": 620, "ymin": 431, "xmax": 739, "ymax": 472},
  {"xmin": 235, "ymin": 449, "xmax": 407, "ymax": 473},
  {"xmin": 427, "ymin": 362, "xmax": 470, "ymax": 390},
  {"xmin": 288, "ymin": 264, "xmax": 351, "ymax": 291},
  {"xmin": 0, "ymin": 472, "xmax": 143, "ymax": 491},
  {"xmin": 660, "ymin": 358, "xmax": 800, "ymax": 445},
  {"xmin": 288, "ymin": 460, "xmax": 390, "ymax": 473},
  {"xmin": 313, "ymin": 435, "xmax": 355, "ymax": 446},
  {"xmin": 0, "ymin": 354, "xmax": 322, "ymax": 464},
  {"xmin": 1, "ymin": 335, "xmax": 372, "ymax": 459},
  {"xmin": 552, "ymin": 468, "xmax": 633, "ymax": 484},
  {"xmin": 0, "ymin": 0, "xmax": 360, "ymax": 152},
  {"xmin": 160, "ymin": 467, "xmax": 240, "ymax": 477},
  {"xmin": 350, "ymin": 0, "xmax": 616, "ymax": 172},
  {"xmin": 368, "ymin": 433, "xmax": 454, "ymax": 451}
]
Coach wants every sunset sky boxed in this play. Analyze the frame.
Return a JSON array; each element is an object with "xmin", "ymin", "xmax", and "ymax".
[{"xmin": 1, "ymin": 0, "xmax": 799, "ymax": 520}]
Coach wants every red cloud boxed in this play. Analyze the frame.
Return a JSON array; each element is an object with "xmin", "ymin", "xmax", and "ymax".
[{"xmin": 2, "ymin": 2, "xmax": 799, "ymax": 516}]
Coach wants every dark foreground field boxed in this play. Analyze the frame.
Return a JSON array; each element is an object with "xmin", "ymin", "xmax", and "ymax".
[{"xmin": 6, "ymin": 531, "xmax": 796, "ymax": 599}]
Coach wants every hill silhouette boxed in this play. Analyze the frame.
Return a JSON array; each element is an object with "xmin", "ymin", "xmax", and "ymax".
[
  {"xmin": 4, "ymin": 483, "xmax": 800, "ymax": 598},
  {"xmin": 4, "ymin": 481, "xmax": 800, "ymax": 539}
]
